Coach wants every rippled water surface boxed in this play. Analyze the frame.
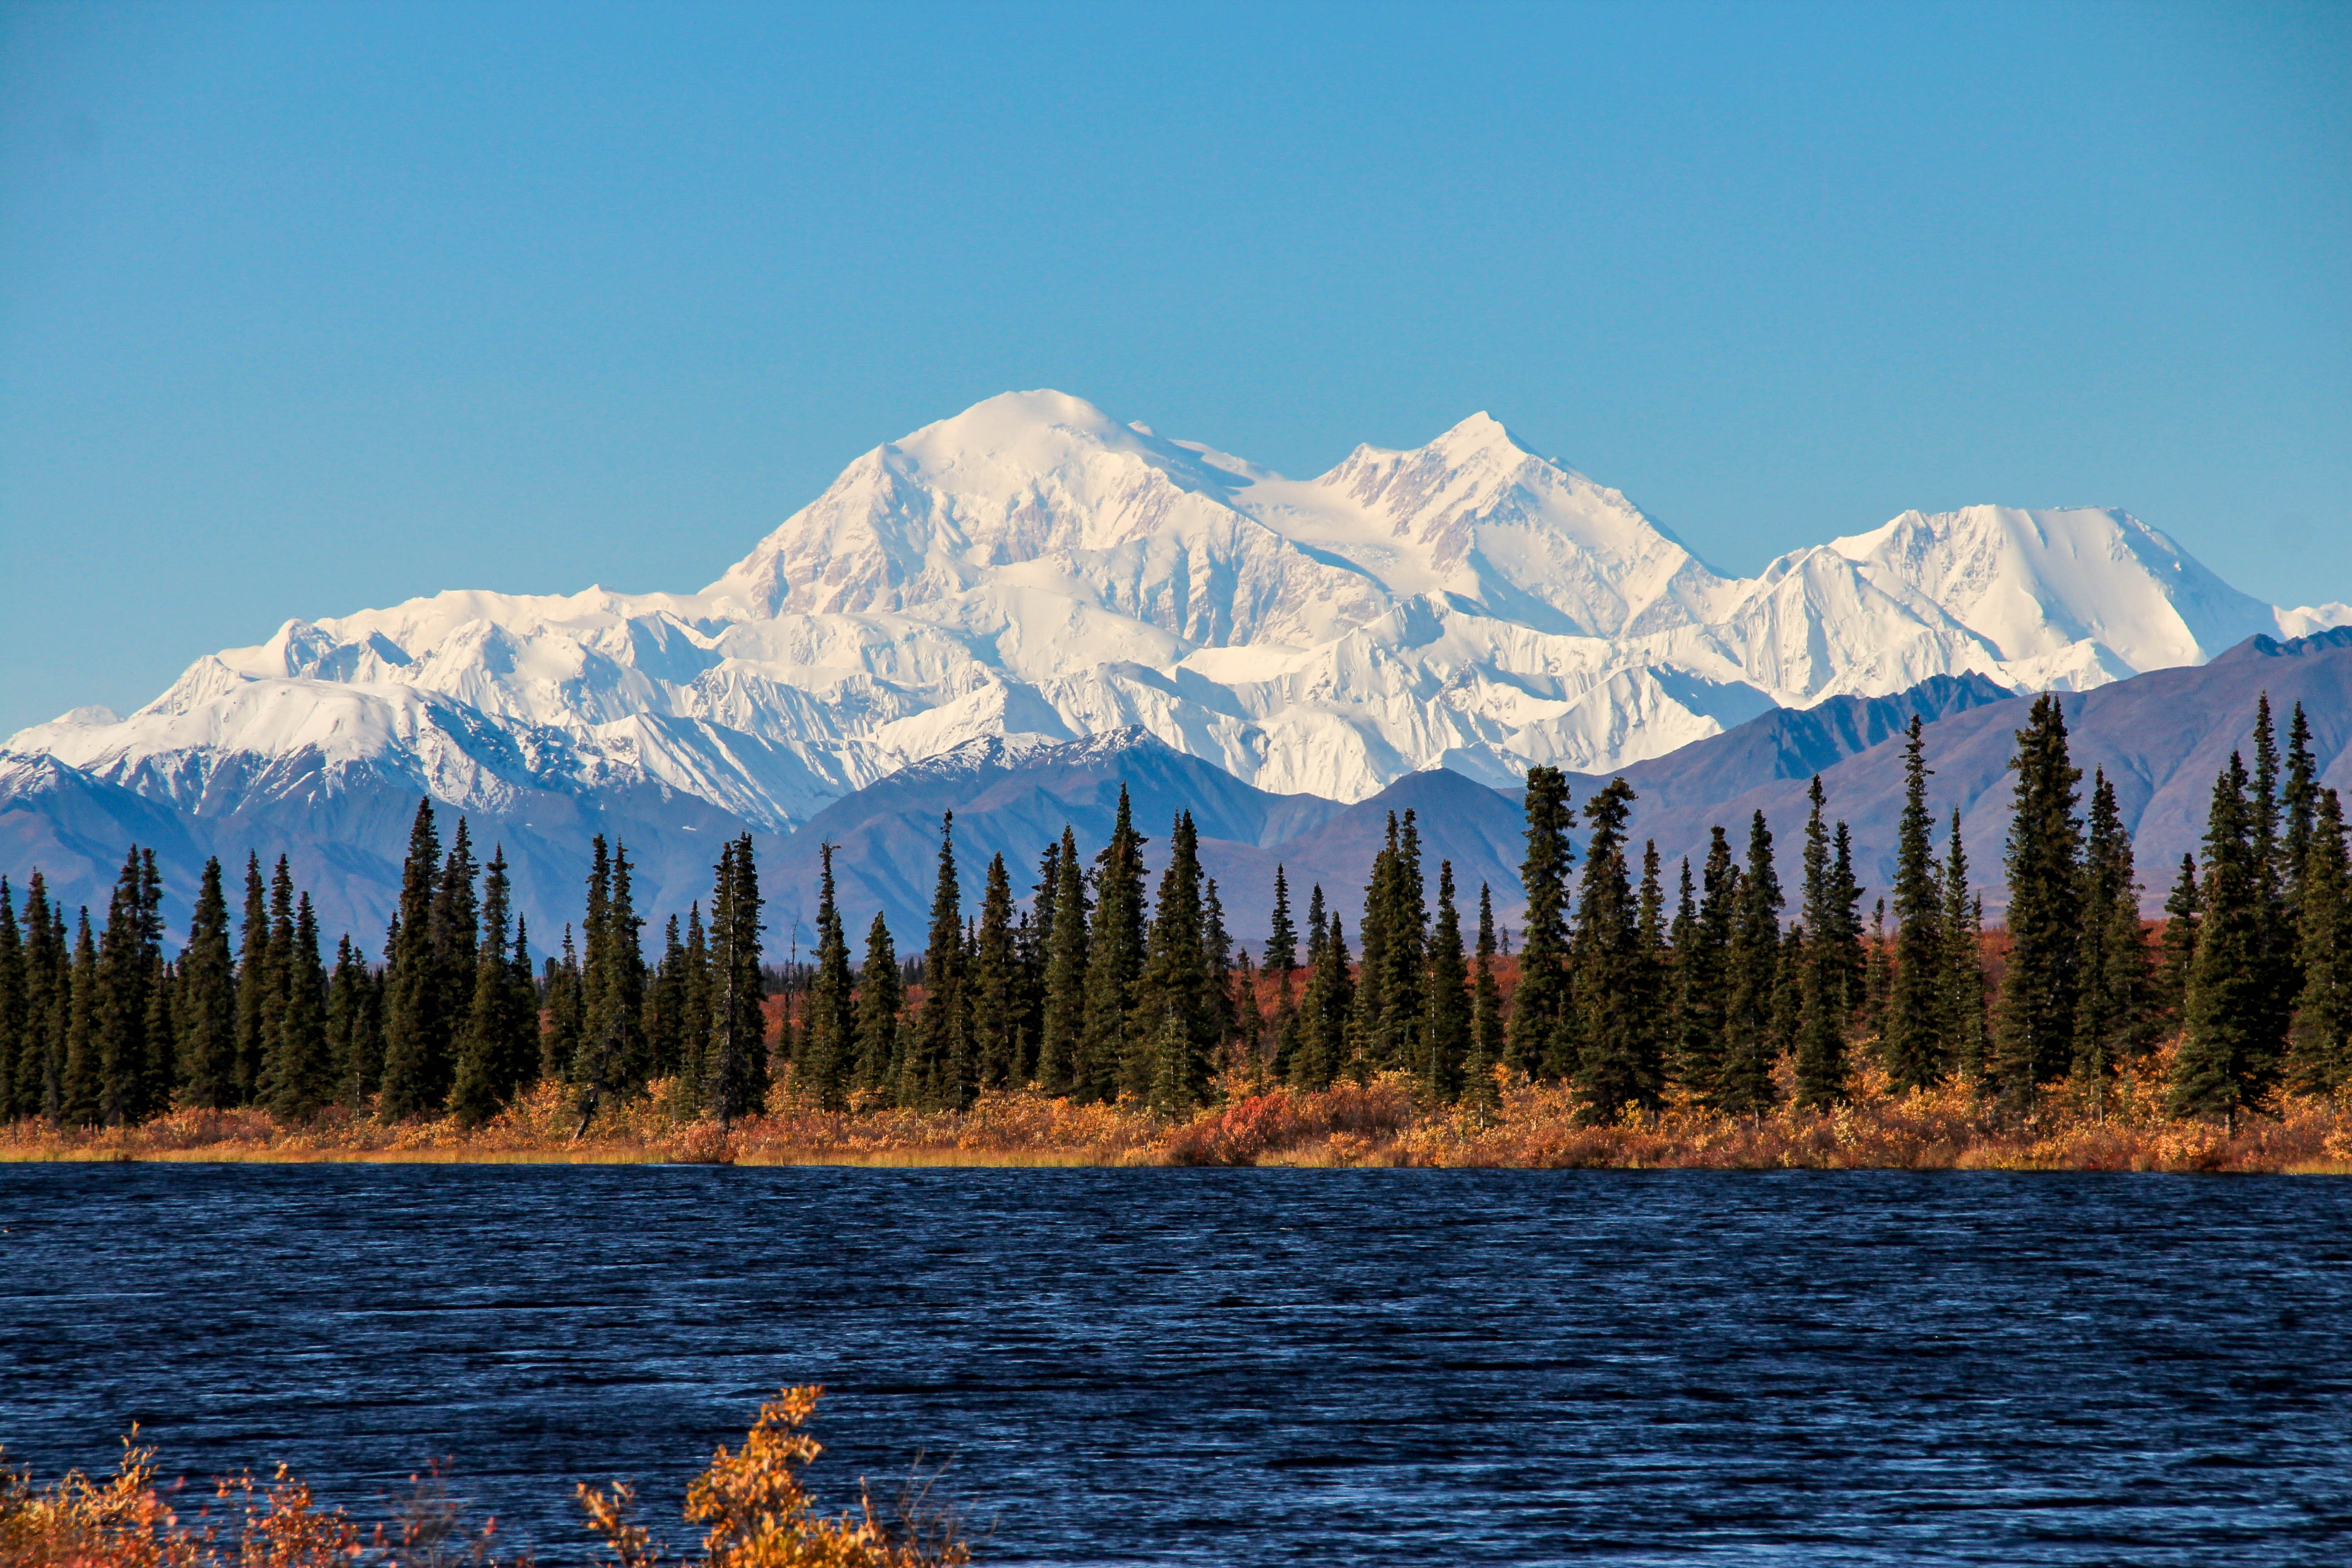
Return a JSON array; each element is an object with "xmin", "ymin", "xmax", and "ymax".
[{"xmin": 5, "ymin": 1165, "xmax": 2350, "ymax": 1565}]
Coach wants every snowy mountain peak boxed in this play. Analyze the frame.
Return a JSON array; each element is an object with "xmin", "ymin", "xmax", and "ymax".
[{"xmin": 6, "ymin": 389, "xmax": 2313, "ymax": 857}]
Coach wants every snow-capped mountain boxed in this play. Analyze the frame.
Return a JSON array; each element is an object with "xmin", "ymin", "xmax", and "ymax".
[{"xmin": 9, "ymin": 390, "xmax": 2342, "ymax": 842}]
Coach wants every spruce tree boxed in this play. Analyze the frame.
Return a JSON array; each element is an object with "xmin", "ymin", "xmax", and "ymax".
[
  {"xmin": 326, "ymin": 935, "xmax": 378, "ymax": 1110},
  {"xmin": 2287, "ymin": 787, "xmax": 2352, "ymax": 1096},
  {"xmin": 1994, "ymin": 694, "xmax": 2083, "ymax": 1110},
  {"xmin": 707, "ymin": 835, "xmax": 768, "ymax": 1122},
  {"xmin": 1793, "ymin": 778, "xmax": 1849, "ymax": 1109},
  {"xmin": 647, "ymin": 914, "xmax": 687, "ymax": 1080},
  {"xmin": 1202, "ymin": 877, "xmax": 1237, "ymax": 1079},
  {"xmin": 450, "ymin": 846, "xmax": 534, "ymax": 1127},
  {"xmin": 378, "ymin": 799, "xmax": 448, "ymax": 1119},
  {"xmin": 234, "ymin": 854, "xmax": 270, "ymax": 1104},
  {"xmin": 1859, "ymin": 899, "xmax": 1891, "ymax": 1053},
  {"xmin": 2153, "ymin": 853, "xmax": 2200, "ymax": 1038},
  {"xmin": 0, "ymin": 880, "xmax": 20, "ymax": 1123},
  {"xmin": 576, "ymin": 837, "xmax": 648, "ymax": 1101},
  {"xmin": 1037, "ymin": 827, "xmax": 1089, "ymax": 1095},
  {"xmin": 797, "ymin": 844, "xmax": 856, "ymax": 1108},
  {"xmin": 1885, "ymin": 718, "xmax": 1945, "ymax": 1091},
  {"xmin": 853, "ymin": 911, "xmax": 902, "ymax": 1096},
  {"xmin": 1718, "ymin": 812, "xmax": 1784, "ymax": 1115},
  {"xmin": 1573, "ymin": 779, "xmax": 1656, "ymax": 1121},
  {"xmin": 1267, "ymin": 866, "xmax": 1298, "ymax": 985},
  {"xmin": 62, "ymin": 911, "xmax": 99, "ymax": 1127},
  {"xmin": 268, "ymin": 894, "xmax": 331, "ymax": 1120},
  {"xmin": 2247, "ymin": 694, "xmax": 2297, "ymax": 1073},
  {"xmin": 675, "ymin": 904, "xmax": 711, "ymax": 1101},
  {"xmin": 2172, "ymin": 753, "xmax": 2267, "ymax": 1121},
  {"xmin": 542, "ymin": 926, "xmax": 585, "ymax": 1084},
  {"xmin": 1133, "ymin": 812, "xmax": 1212, "ymax": 1112},
  {"xmin": 255, "ymin": 856, "xmax": 295, "ymax": 1114},
  {"xmin": 1298, "ymin": 907, "xmax": 1353, "ymax": 1092},
  {"xmin": 1508, "ymin": 766, "xmax": 1576, "ymax": 1079},
  {"xmin": 19, "ymin": 878, "xmax": 66, "ymax": 1122},
  {"xmin": 970, "ymin": 852, "xmax": 1019, "ymax": 1091},
  {"xmin": 96, "ymin": 846, "xmax": 162, "ymax": 1125},
  {"xmin": 1421, "ymin": 861, "xmax": 1470, "ymax": 1101},
  {"xmin": 2073, "ymin": 770, "xmax": 2147, "ymax": 1111},
  {"xmin": 1357, "ymin": 812, "xmax": 1427, "ymax": 1076},
  {"xmin": 176, "ymin": 858, "xmax": 238, "ymax": 1109},
  {"xmin": 904, "ymin": 814, "xmax": 968, "ymax": 1110},
  {"xmin": 2284, "ymin": 702, "xmax": 2318, "ymax": 929},
  {"xmin": 1465, "ymin": 883, "xmax": 1504, "ymax": 1109},
  {"xmin": 1079, "ymin": 789, "xmax": 1147, "ymax": 1103},
  {"xmin": 1940, "ymin": 814, "xmax": 1990, "ymax": 1084},
  {"xmin": 1677, "ymin": 829, "xmax": 1737, "ymax": 1100}
]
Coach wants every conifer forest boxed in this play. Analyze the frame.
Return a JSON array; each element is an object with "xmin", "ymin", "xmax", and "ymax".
[{"xmin": 5, "ymin": 693, "xmax": 2350, "ymax": 1168}]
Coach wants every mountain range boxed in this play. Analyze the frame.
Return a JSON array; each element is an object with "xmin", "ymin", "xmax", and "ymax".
[{"xmin": 5, "ymin": 389, "xmax": 2349, "ymax": 953}]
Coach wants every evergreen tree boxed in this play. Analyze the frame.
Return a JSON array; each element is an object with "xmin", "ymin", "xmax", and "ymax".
[
  {"xmin": 1133, "ymin": 812, "xmax": 1212, "ymax": 1112},
  {"xmin": 852, "ymin": 911, "xmax": 902, "ymax": 1096},
  {"xmin": 1573, "ymin": 779, "xmax": 1657, "ymax": 1120},
  {"xmin": 0, "ymin": 880, "xmax": 20, "ymax": 1123},
  {"xmin": 1465, "ymin": 883, "xmax": 1504, "ymax": 1109},
  {"xmin": 2073, "ymin": 769, "xmax": 2147, "ymax": 1111},
  {"xmin": 1508, "ymin": 766, "xmax": 1576, "ymax": 1079},
  {"xmin": 1022, "ymin": 837, "xmax": 1062, "ymax": 1068},
  {"xmin": 175, "ymin": 857, "xmax": 239, "ymax": 1109},
  {"xmin": 326, "ymin": 935, "xmax": 380, "ymax": 1110},
  {"xmin": 255, "ymin": 856, "xmax": 295, "ymax": 1113},
  {"xmin": 1940, "ymin": 814, "xmax": 1989, "ymax": 1084},
  {"xmin": 576, "ymin": 837, "xmax": 648, "ymax": 1100},
  {"xmin": 1859, "ymin": 899, "xmax": 1891, "ymax": 1052},
  {"xmin": 542, "ymin": 926, "xmax": 585, "ymax": 1084},
  {"xmin": 1677, "ymin": 829, "xmax": 1737, "ymax": 1100},
  {"xmin": 796, "ymin": 844, "xmax": 856, "ymax": 1108},
  {"xmin": 1718, "ymin": 812, "xmax": 1783, "ymax": 1115},
  {"xmin": 378, "ymin": 800, "xmax": 449, "ymax": 1119},
  {"xmin": 646, "ymin": 914, "xmax": 687, "ymax": 1080},
  {"xmin": 2287, "ymin": 788, "xmax": 2352, "ymax": 1096},
  {"xmin": 1079, "ymin": 789, "xmax": 1147, "ymax": 1103},
  {"xmin": 1202, "ymin": 877, "xmax": 1237, "ymax": 1078},
  {"xmin": 1353, "ymin": 812, "xmax": 1426, "ymax": 1077},
  {"xmin": 450, "ymin": 846, "xmax": 535, "ymax": 1127},
  {"xmin": 707, "ymin": 835, "xmax": 768, "ymax": 1122},
  {"xmin": 1297, "ymin": 906, "xmax": 1353, "ymax": 1092},
  {"xmin": 234, "ymin": 854, "xmax": 270, "ymax": 1104},
  {"xmin": 96, "ymin": 846, "xmax": 164, "ymax": 1125},
  {"xmin": 2153, "ymin": 853, "xmax": 2200, "ymax": 1037},
  {"xmin": 1994, "ymin": 694, "xmax": 2083, "ymax": 1110},
  {"xmin": 1420, "ymin": 862, "xmax": 1470, "ymax": 1101},
  {"xmin": 675, "ymin": 904, "xmax": 711, "ymax": 1102},
  {"xmin": 268, "ymin": 894, "xmax": 331, "ymax": 1120},
  {"xmin": 2173, "ymin": 753, "xmax": 2268, "ymax": 1121},
  {"xmin": 903, "ymin": 814, "xmax": 968, "ymax": 1110},
  {"xmin": 2284, "ymin": 702, "xmax": 2318, "ymax": 929},
  {"xmin": 18, "ymin": 878, "xmax": 66, "ymax": 1122},
  {"xmin": 1792, "ymin": 779, "xmax": 1848, "ymax": 1109},
  {"xmin": 1267, "ymin": 866, "xmax": 1298, "ymax": 986},
  {"xmin": 970, "ymin": 852, "xmax": 1020, "ymax": 1091},
  {"xmin": 62, "ymin": 911, "xmax": 99, "ymax": 1127},
  {"xmin": 2247, "ymin": 694, "xmax": 2297, "ymax": 1071},
  {"xmin": 1885, "ymin": 717, "xmax": 1945, "ymax": 1092},
  {"xmin": 1828, "ymin": 823, "xmax": 1865, "ymax": 1034},
  {"xmin": 1037, "ymin": 827, "xmax": 1089, "ymax": 1095}
]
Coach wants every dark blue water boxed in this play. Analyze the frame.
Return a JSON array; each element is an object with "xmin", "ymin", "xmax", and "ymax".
[{"xmin": 4, "ymin": 1166, "xmax": 2348, "ymax": 1566}]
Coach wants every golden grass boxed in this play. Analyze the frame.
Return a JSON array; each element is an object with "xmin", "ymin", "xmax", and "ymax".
[{"xmin": 7, "ymin": 1057, "xmax": 2349, "ymax": 1174}]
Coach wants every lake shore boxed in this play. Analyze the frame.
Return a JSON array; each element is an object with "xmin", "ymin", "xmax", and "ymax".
[{"xmin": 7, "ymin": 1063, "xmax": 2348, "ymax": 1174}]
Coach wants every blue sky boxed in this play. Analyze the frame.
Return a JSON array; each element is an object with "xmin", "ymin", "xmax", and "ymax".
[{"xmin": 3, "ymin": 0, "xmax": 2347, "ymax": 736}]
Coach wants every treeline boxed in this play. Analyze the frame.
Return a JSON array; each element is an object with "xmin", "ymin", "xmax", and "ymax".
[{"xmin": 1, "ymin": 692, "xmax": 2346, "ymax": 1132}]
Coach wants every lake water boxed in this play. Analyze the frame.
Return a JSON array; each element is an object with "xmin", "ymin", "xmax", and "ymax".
[{"xmin": 3, "ymin": 1165, "xmax": 2348, "ymax": 1565}]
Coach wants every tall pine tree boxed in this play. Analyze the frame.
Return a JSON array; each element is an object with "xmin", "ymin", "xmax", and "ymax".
[
  {"xmin": 1508, "ymin": 766, "xmax": 1576, "ymax": 1080},
  {"xmin": 1994, "ymin": 694, "xmax": 2082, "ymax": 1110},
  {"xmin": 176, "ymin": 857, "xmax": 239, "ymax": 1109},
  {"xmin": 1718, "ymin": 812, "xmax": 1783, "ymax": 1116},
  {"xmin": 2287, "ymin": 787, "xmax": 2352, "ymax": 1096}
]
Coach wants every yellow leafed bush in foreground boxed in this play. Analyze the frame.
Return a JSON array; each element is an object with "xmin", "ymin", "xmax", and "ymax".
[{"xmin": 0, "ymin": 1390, "xmax": 966, "ymax": 1568}]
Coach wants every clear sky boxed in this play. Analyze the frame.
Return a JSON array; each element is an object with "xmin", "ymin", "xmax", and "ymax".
[{"xmin": 3, "ymin": 1, "xmax": 2347, "ymax": 737}]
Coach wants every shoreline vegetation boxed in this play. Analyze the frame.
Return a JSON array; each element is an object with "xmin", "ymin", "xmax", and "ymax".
[
  {"xmin": 9, "ymin": 1064, "xmax": 2350, "ymax": 1173},
  {"xmin": 5, "ymin": 692, "xmax": 2350, "ymax": 1174}
]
